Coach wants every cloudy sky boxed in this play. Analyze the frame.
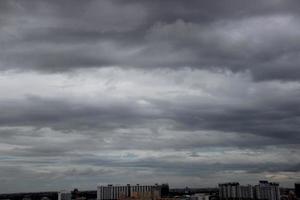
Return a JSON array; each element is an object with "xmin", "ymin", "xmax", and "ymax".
[{"xmin": 1, "ymin": 0, "xmax": 300, "ymax": 193}]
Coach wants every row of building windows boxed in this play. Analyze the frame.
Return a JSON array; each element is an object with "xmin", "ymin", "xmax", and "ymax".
[
  {"xmin": 219, "ymin": 181, "xmax": 279, "ymax": 200},
  {"xmin": 97, "ymin": 184, "xmax": 160, "ymax": 200}
]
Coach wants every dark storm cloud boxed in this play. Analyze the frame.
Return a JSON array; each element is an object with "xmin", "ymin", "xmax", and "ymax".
[
  {"xmin": 0, "ymin": 66, "xmax": 299, "ymax": 192},
  {"xmin": 163, "ymin": 97, "xmax": 300, "ymax": 140},
  {"xmin": 76, "ymin": 157, "xmax": 300, "ymax": 174},
  {"xmin": 0, "ymin": 95, "xmax": 152, "ymax": 131},
  {"xmin": 1, "ymin": 0, "xmax": 300, "ymax": 192},
  {"xmin": 1, "ymin": 0, "xmax": 300, "ymax": 80},
  {"xmin": 0, "ymin": 85, "xmax": 299, "ymax": 149}
]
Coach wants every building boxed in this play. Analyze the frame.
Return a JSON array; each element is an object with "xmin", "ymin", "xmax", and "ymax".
[
  {"xmin": 219, "ymin": 182, "xmax": 253, "ymax": 200},
  {"xmin": 97, "ymin": 184, "xmax": 130, "ymax": 200},
  {"xmin": 295, "ymin": 183, "xmax": 300, "ymax": 198},
  {"xmin": 58, "ymin": 191, "xmax": 71, "ymax": 200},
  {"xmin": 97, "ymin": 184, "xmax": 161, "ymax": 200},
  {"xmin": 240, "ymin": 185, "xmax": 253, "ymax": 200},
  {"xmin": 219, "ymin": 182, "xmax": 240, "ymax": 200},
  {"xmin": 160, "ymin": 184, "xmax": 170, "ymax": 198},
  {"xmin": 254, "ymin": 181, "xmax": 280, "ymax": 200}
]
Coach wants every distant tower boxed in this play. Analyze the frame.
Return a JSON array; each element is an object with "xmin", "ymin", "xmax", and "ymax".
[{"xmin": 161, "ymin": 184, "xmax": 170, "ymax": 197}]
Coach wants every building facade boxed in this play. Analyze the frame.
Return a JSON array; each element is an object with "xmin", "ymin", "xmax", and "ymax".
[
  {"xmin": 254, "ymin": 181, "xmax": 280, "ymax": 200},
  {"xmin": 97, "ymin": 184, "xmax": 161, "ymax": 200},
  {"xmin": 219, "ymin": 182, "xmax": 254, "ymax": 200},
  {"xmin": 240, "ymin": 185, "xmax": 254, "ymax": 200},
  {"xmin": 219, "ymin": 181, "xmax": 279, "ymax": 200},
  {"xmin": 58, "ymin": 191, "xmax": 71, "ymax": 200}
]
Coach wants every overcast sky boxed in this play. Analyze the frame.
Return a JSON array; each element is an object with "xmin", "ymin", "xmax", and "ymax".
[{"xmin": 0, "ymin": 0, "xmax": 300, "ymax": 193}]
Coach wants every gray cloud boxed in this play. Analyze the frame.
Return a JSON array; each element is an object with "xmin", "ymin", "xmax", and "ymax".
[
  {"xmin": 1, "ymin": 0, "xmax": 300, "ymax": 81},
  {"xmin": 0, "ymin": 0, "xmax": 300, "ymax": 193}
]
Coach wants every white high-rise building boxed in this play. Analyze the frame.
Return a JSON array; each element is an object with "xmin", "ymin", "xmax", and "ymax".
[
  {"xmin": 219, "ymin": 181, "xmax": 279, "ymax": 200},
  {"xmin": 219, "ymin": 182, "xmax": 253, "ymax": 200},
  {"xmin": 97, "ymin": 184, "xmax": 161, "ymax": 200},
  {"xmin": 240, "ymin": 185, "xmax": 254, "ymax": 199},
  {"xmin": 254, "ymin": 181, "xmax": 280, "ymax": 200}
]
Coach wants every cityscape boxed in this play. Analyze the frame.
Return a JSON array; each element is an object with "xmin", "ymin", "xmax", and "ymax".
[
  {"xmin": 0, "ymin": 0, "xmax": 300, "ymax": 198},
  {"xmin": 0, "ymin": 181, "xmax": 299, "ymax": 200}
]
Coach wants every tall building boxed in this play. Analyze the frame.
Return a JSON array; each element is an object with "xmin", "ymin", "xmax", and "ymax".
[
  {"xmin": 219, "ymin": 182, "xmax": 253, "ymax": 200},
  {"xmin": 160, "ymin": 184, "xmax": 169, "ymax": 198},
  {"xmin": 97, "ymin": 184, "xmax": 130, "ymax": 200},
  {"xmin": 97, "ymin": 184, "xmax": 161, "ymax": 200},
  {"xmin": 295, "ymin": 183, "xmax": 300, "ymax": 198},
  {"xmin": 240, "ymin": 185, "xmax": 254, "ymax": 200},
  {"xmin": 58, "ymin": 191, "xmax": 71, "ymax": 200},
  {"xmin": 254, "ymin": 181, "xmax": 280, "ymax": 200}
]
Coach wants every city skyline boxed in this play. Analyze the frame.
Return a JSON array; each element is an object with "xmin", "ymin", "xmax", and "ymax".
[
  {"xmin": 0, "ymin": 180, "xmax": 297, "ymax": 196},
  {"xmin": 0, "ymin": 0, "xmax": 300, "ymax": 193}
]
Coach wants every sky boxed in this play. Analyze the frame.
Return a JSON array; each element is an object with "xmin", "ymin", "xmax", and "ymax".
[{"xmin": 0, "ymin": 0, "xmax": 300, "ymax": 193}]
